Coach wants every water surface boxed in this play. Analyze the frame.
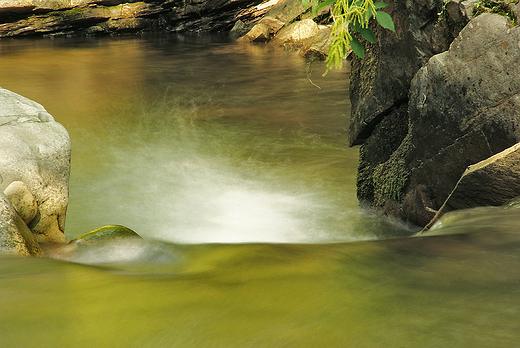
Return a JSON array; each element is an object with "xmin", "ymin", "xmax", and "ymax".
[{"xmin": 0, "ymin": 34, "xmax": 519, "ymax": 347}]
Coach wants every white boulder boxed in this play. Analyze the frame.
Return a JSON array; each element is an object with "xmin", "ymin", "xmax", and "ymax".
[{"xmin": 0, "ymin": 87, "xmax": 71, "ymax": 246}]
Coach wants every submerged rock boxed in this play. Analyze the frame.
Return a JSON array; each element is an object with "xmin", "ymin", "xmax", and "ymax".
[
  {"xmin": 68, "ymin": 225, "xmax": 141, "ymax": 246},
  {"xmin": 0, "ymin": 87, "xmax": 71, "ymax": 245}
]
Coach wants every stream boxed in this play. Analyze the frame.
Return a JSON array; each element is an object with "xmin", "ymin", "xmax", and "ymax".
[{"xmin": 0, "ymin": 34, "xmax": 519, "ymax": 347}]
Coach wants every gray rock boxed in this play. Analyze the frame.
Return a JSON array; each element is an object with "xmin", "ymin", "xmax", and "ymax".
[
  {"xmin": 349, "ymin": 0, "xmax": 468, "ymax": 146},
  {"xmin": 259, "ymin": 15, "xmax": 285, "ymax": 34},
  {"xmin": 0, "ymin": 87, "xmax": 71, "ymax": 244},
  {"xmin": 460, "ymin": 0, "xmax": 480, "ymax": 20},
  {"xmin": 229, "ymin": 19, "xmax": 245, "ymax": 38},
  {"xmin": 424, "ymin": 142, "xmax": 520, "ymax": 230},
  {"xmin": 364, "ymin": 13, "xmax": 520, "ymax": 227},
  {"xmin": 0, "ymin": 191, "xmax": 42, "ymax": 256},
  {"xmin": 3, "ymin": 181, "xmax": 38, "ymax": 225}
]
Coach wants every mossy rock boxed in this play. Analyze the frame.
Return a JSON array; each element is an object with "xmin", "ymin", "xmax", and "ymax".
[{"xmin": 68, "ymin": 225, "xmax": 141, "ymax": 246}]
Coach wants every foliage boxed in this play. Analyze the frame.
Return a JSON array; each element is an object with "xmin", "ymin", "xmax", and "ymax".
[
  {"xmin": 473, "ymin": 0, "xmax": 519, "ymax": 25},
  {"xmin": 303, "ymin": 0, "xmax": 395, "ymax": 74}
]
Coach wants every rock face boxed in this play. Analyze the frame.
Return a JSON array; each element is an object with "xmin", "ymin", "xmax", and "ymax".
[
  {"xmin": 0, "ymin": 87, "xmax": 71, "ymax": 246},
  {"xmin": 0, "ymin": 0, "xmax": 271, "ymax": 37},
  {"xmin": 349, "ymin": 0, "xmax": 469, "ymax": 147},
  {"xmin": 424, "ymin": 142, "xmax": 520, "ymax": 230},
  {"xmin": 4, "ymin": 181, "xmax": 38, "ymax": 225},
  {"xmin": 0, "ymin": 191, "xmax": 42, "ymax": 256},
  {"xmin": 357, "ymin": 12, "xmax": 520, "ymax": 227}
]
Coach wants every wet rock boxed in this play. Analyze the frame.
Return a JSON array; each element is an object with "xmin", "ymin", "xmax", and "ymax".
[
  {"xmin": 425, "ymin": 142, "xmax": 520, "ymax": 229},
  {"xmin": 363, "ymin": 13, "xmax": 520, "ymax": 227},
  {"xmin": 0, "ymin": 192, "xmax": 42, "ymax": 256},
  {"xmin": 3, "ymin": 181, "xmax": 38, "ymax": 225},
  {"xmin": 0, "ymin": 87, "xmax": 71, "ymax": 244},
  {"xmin": 68, "ymin": 225, "xmax": 141, "ymax": 246}
]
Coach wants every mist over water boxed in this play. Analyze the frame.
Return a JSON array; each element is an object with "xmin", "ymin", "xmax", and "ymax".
[{"xmin": 1, "ymin": 33, "xmax": 412, "ymax": 243}]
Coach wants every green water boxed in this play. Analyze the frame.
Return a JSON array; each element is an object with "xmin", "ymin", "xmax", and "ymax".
[{"xmin": 0, "ymin": 34, "xmax": 519, "ymax": 347}]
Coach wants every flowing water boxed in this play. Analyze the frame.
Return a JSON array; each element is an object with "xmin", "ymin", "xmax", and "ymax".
[{"xmin": 0, "ymin": 34, "xmax": 519, "ymax": 347}]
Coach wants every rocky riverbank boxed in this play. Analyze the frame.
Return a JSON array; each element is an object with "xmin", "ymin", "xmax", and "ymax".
[
  {"xmin": 0, "ymin": 0, "xmax": 334, "ymax": 57},
  {"xmin": 0, "ymin": 0, "xmax": 271, "ymax": 37}
]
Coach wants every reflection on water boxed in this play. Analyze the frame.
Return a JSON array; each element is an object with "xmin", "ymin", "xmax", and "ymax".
[{"xmin": 1, "ymin": 34, "xmax": 520, "ymax": 347}]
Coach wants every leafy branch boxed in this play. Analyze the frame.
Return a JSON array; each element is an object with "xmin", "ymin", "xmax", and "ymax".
[{"xmin": 303, "ymin": 0, "xmax": 395, "ymax": 74}]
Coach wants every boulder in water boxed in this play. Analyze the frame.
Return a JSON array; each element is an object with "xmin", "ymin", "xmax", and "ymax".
[
  {"xmin": 0, "ymin": 87, "xmax": 71, "ymax": 245},
  {"xmin": 68, "ymin": 225, "xmax": 141, "ymax": 246}
]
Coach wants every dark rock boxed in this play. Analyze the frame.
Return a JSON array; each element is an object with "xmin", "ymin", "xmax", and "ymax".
[
  {"xmin": 424, "ymin": 142, "xmax": 520, "ymax": 230},
  {"xmin": 0, "ymin": 0, "xmax": 270, "ymax": 37},
  {"xmin": 366, "ymin": 13, "xmax": 520, "ymax": 227},
  {"xmin": 349, "ymin": 0, "xmax": 468, "ymax": 146}
]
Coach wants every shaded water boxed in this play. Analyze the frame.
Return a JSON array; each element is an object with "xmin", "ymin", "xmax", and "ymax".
[{"xmin": 1, "ymin": 35, "xmax": 519, "ymax": 347}]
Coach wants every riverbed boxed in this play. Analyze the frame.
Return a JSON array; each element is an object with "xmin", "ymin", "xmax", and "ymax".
[{"xmin": 0, "ymin": 34, "xmax": 519, "ymax": 347}]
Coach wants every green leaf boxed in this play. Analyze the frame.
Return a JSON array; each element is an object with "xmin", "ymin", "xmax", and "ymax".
[
  {"xmin": 349, "ymin": 36, "xmax": 365, "ymax": 59},
  {"xmin": 312, "ymin": 0, "xmax": 319, "ymax": 16},
  {"xmin": 302, "ymin": 0, "xmax": 310, "ymax": 9},
  {"xmin": 351, "ymin": 22, "xmax": 377, "ymax": 43},
  {"xmin": 373, "ymin": 2, "xmax": 388, "ymax": 9},
  {"xmin": 316, "ymin": 0, "xmax": 335, "ymax": 12},
  {"xmin": 376, "ymin": 10, "xmax": 395, "ymax": 31}
]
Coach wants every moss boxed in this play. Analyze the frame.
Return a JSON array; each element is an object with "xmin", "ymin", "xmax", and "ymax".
[
  {"xmin": 473, "ymin": 0, "xmax": 519, "ymax": 25},
  {"xmin": 68, "ymin": 225, "xmax": 141, "ymax": 246},
  {"xmin": 356, "ymin": 104, "xmax": 410, "ymax": 203},
  {"xmin": 372, "ymin": 158, "xmax": 411, "ymax": 207},
  {"xmin": 357, "ymin": 165, "xmax": 375, "ymax": 202}
]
